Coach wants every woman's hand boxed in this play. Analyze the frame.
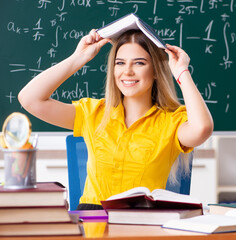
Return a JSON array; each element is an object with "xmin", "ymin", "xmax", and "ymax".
[
  {"xmin": 165, "ymin": 44, "xmax": 190, "ymax": 80},
  {"xmin": 165, "ymin": 45, "xmax": 214, "ymax": 147},
  {"xmin": 74, "ymin": 29, "xmax": 111, "ymax": 62}
]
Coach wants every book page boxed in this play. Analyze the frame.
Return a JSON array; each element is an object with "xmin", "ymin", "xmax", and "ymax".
[
  {"xmin": 172, "ymin": 214, "xmax": 236, "ymax": 225},
  {"xmin": 163, "ymin": 214, "xmax": 236, "ymax": 234},
  {"xmin": 97, "ymin": 14, "xmax": 137, "ymax": 39},
  {"xmin": 150, "ymin": 189, "xmax": 201, "ymax": 204},
  {"xmin": 107, "ymin": 22, "xmax": 138, "ymax": 40},
  {"xmin": 226, "ymin": 209, "xmax": 236, "ymax": 217},
  {"xmin": 106, "ymin": 187, "xmax": 151, "ymax": 201}
]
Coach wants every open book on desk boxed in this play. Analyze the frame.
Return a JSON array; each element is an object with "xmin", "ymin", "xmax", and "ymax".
[
  {"xmin": 101, "ymin": 187, "xmax": 203, "ymax": 225},
  {"xmin": 101, "ymin": 187, "xmax": 203, "ymax": 210},
  {"xmin": 162, "ymin": 214, "xmax": 236, "ymax": 234},
  {"xmin": 96, "ymin": 13, "xmax": 166, "ymax": 49}
]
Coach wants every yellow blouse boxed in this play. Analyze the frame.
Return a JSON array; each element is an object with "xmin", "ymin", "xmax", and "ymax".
[{"xmin": 73, "ymin": 98, "xmax": 192, "ymax": 205}]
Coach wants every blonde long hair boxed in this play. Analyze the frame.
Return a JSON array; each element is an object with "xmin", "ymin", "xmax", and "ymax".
[{"xmin": 99, "ymin": 30, "xmax": 190, "ymax": 183}]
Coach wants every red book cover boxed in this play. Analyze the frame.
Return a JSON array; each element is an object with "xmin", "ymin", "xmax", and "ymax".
[
  {"xmin": 101, "ymin": 195, "xmax": 203, "ymax": 210},
  {"xmin": 101, "ymin": 188, "xmax": 203, "ymax": 211}
]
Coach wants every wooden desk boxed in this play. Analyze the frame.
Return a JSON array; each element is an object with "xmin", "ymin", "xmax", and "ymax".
[{"xmin": 1, "ymin": 222, "xmax": 236, "ymax": 240}]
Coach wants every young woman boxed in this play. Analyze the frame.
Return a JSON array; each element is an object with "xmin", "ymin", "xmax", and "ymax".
[{"xmin": 18, "ymin": 29, "xmax": 213, "ymax": 210}]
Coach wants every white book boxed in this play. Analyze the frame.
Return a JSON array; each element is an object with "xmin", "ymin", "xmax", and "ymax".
[
  {"xmin": 162, "ymin": 214, "xmax": 236, "ymax": 234},
  {"xmin": 107, "ymin": 209, "xmax": 202, "ymax": 226},
  {"xmin": 96, "ymin": 13, "xmax": 166, "ymax": 49}
]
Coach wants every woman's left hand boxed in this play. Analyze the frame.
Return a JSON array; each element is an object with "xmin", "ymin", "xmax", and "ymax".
[{"xmin": 165, "ymin": 44, "xmax": 190, "ymax": 80}]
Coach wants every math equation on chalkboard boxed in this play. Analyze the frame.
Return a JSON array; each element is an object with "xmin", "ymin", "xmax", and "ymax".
[{"xmin": 0, "ymin": 0, "xmax": 235, "ymax": 131}]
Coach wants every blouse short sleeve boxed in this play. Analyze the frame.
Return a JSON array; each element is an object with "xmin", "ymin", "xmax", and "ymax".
[
  {"xmin": 172, "ymin": 106, "xmax": 193, "ymax": 153},
  {"xmin": 72, "ymin": 98, "xmax": 105, "ymax": 137},
  {"xmin": 72, "ymin": 99, "xmax": 84, "ymax": 137}
]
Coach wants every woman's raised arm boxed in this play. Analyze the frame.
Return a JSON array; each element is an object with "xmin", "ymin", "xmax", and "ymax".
[
  {"xmin": 165, "ymin": 44, "xmax": 214, "ymax": 147},
  {"xmin": 18, "ymin": 30, "xmax": 110, "ymax": 130}
]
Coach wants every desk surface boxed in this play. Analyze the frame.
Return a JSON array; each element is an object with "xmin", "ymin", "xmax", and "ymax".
[{"xmin": 1, "ymin": 223, "xmax": 236, "ymax": 240}]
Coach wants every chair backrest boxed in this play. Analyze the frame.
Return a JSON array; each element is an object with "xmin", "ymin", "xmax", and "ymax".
[
  {"xmin": 66, "ymin": 134, "xmax": 193, "ymax": 210},
  {"xmin": 66, "ymin": 135, "xmax": 88, "ymax": 211}
]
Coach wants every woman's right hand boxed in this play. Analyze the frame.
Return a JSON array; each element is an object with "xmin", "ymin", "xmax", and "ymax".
[{"xmin": 74, "ymin": 29, "xmax": 111, "ymax": 61}]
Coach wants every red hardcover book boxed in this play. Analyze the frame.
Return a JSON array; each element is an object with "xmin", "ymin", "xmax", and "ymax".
[
  {"xmin": 101, "ymin": 187, "xmax": 203, "ymax": 210},
  {"xmin": 0, "ymin": 182, "xmax": 66, "ymax": 207},
  {"xmin": 101, "ymin": 187, "xmax": 203, "ymax": 225}
]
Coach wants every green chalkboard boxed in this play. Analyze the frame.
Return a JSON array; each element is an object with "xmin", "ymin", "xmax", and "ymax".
[{"xmin": 0, "ymin": 1, "xmax": 235, "ymax": 131}]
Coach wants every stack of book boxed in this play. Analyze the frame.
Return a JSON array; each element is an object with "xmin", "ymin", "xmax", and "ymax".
[{"xmin": 0, "ymin": 182, "xmax": 81, "ymax": 236}]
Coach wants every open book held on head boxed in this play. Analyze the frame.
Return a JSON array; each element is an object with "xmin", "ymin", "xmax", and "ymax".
[{"xmin": 96, "ymin": 13, "xmax": 166, "ymax": 49}]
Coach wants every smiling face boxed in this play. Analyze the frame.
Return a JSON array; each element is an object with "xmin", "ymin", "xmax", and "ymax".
[{"xmin": 114, "ymin": 43, "xmax": 155, "ymax": 101}]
